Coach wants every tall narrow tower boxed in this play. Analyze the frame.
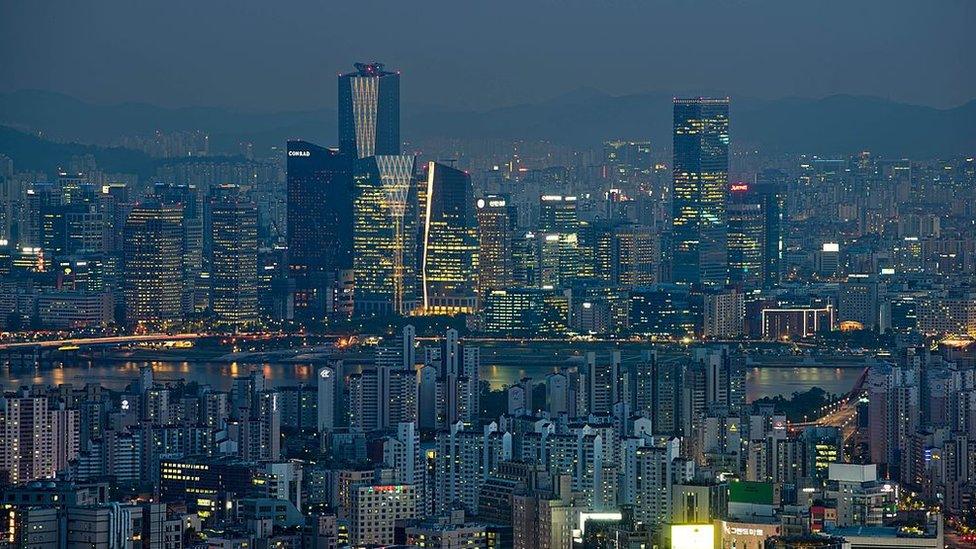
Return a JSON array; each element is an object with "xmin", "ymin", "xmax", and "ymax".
[
  {"xmin": 671, "ymin": 97, "xmax": 730, "ymax": 285},
  {"xmin": 338, "ymin": 62, "xmax": 400, "ymax": 159}
]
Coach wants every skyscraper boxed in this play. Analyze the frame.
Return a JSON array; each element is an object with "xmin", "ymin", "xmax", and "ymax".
[
  {"xmin": 672, "ymin": 97, "xmax": 730, "ymax": 285},
  {"xmin": 754, "ymin": 170, "xmax": 787, "ymax": 289},
  {"xmin": 338, "ymin": 62, "xmax": 400, "ymax": 159},
  {"xmin": 420, "ymin": 161, "xmax": 478, "ymax": 315},
  {"xmin": 353, "ymin": 155, "xmax": 419, "ymax": 315},
  {"xmin": 123, "ymin": 201, "xmax": 184, "ymax": 325},
  {"xmin": 538, "ymin": 195, "xmax": 580, "ymax": 288},
  {"xmin": 210, "ymin": 185, "xmax": 259, "ymax": 326},
  {"xmin": 476, "ymin": 194, "xmax": 516, "ymax": 300},
  {"xmin": 726, "ymin": 180, "xmax": 785, "ymax": 290},
  {"xmin": 286, "ymin": 140, "xmax": 353, "ymax": 319},
  {"xmin": 726, "ymin": 182, "xmax": 764, "ymax": 289},
  {"xmin": 152, "ymin": 183, "xmax": 204, "ymax": 315}
]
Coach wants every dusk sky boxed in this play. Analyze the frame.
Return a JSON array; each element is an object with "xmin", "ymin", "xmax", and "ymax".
[{"xmin": 1, "ymin": 0, "xmax": 974, "ymax": 112}]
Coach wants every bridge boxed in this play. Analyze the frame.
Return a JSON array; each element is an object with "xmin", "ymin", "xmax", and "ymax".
[{"xmin": 0, "ymin": 333, "xmax": 205, "ymax": 352}]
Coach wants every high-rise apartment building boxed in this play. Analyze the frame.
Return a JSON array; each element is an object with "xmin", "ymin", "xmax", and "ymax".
[{"xmin": 0, "ymin": 394, "xmax": 79, "ymax": 483}]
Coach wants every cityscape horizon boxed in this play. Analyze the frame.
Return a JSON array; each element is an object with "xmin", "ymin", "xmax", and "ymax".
[{"xmin": 1, "ymin": 3, "xmax": 975, "ymax": 548}]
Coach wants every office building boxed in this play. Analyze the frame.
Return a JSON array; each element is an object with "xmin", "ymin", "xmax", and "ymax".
[
  {"xmin": 210, "ymin": 185, "xmax": 259, "ymax": 325},
  {"xmin": 672, "ymin": 97, "xmax": 730, "ymax": 285},
  {"xmin": 761, "ymin": 306, "xmax": 835, "ymax": 339},
  {"xmin": 611, "ymin": 223, "xmax": 658, "ymax": 287},
  {"xmin": 476, "ymin": 194, "xmax": 516, "ymax": 297},
  {"xmin": 483, "ymin": 288, "xmax": 569, "ymax": 336},
  {"xmin": 122, "ymin": 201, "xmax": 184, "ymax": 325},
  {"xmin": 353, "ymin": 154, "xmax": 419, "ymax": 315},
  {"xmin": 286, "ymin": 140, "xmax": 354, "ymax": 320},
  {"xmin": 420, "ymin": 161, "xmax": 478, "ymax": 314},
  {"xmin": 726, "ymin": 182, "xmax": 764, "ymax": 289}
]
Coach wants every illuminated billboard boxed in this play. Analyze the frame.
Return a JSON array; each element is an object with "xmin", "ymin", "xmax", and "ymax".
[{"xmin": 671, "ymin": 524, "xmax": 715, "ymax": 549}]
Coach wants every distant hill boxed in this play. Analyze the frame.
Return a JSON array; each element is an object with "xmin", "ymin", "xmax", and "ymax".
[
  {"xmin": 0, "ymin": 124, "xmax": 156, "ymax": 175},
  {"xmin": 1, "ymin": 89, "xmax": 974, "ymax": 159}
]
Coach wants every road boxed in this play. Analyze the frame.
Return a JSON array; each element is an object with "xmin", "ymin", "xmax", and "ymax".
[{"xmin": 0, "ymin": 333, "xmax": 204, "ymax": 351}]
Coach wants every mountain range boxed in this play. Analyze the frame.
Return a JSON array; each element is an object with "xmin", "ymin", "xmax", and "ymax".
[{"xmin": 1, "ymin": 89, "xmax": 974, "ymax": 166}]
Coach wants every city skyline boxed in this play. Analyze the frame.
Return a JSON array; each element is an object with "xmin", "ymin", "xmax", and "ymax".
[{"xmin": 0, "ymin": 5, "xmax": 975, "ymax": 548}]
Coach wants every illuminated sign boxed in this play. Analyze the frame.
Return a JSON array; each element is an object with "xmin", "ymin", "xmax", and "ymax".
[
  {"xmin": 319, "ymin": 368, "xmax": 332, "ymax": 379},
  {"xmin": 488, "ymin": 199, "xmax": 506, "ymax": 207},
  {"xmin": 721, "ymin": 522, "xmax": 777, "ymax": 538},
  {"xmin": 368, "ymin": 485, "xmax": 405, "ymax": 494},
  {"xmin": 477, "ymin": 198, "xmax": 486, "ymax": 209},
  {"xmin": 671, "ymin": 524, "xmax": 715, "ymax": 549},
  {"xmin": 822, "ymin": 243, "xmax": 840, "ymax": 253},
  {"xmin": 288, "ymin": 150, "xmax": 311, "ymax": 157},
  {"xmin": 121, "ymin": 399, "xmax": 130, "ymax": 411},
  {"xmin": 730, "ymin": 183, "xmax": 749, "ymax": 192}
]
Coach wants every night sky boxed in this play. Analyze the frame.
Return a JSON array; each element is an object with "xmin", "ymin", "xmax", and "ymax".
[{"xmin": 1, "ymin": 0, "xmax": 973, "ymax": 111}]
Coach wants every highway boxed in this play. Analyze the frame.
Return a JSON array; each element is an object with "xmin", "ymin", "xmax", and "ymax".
[{"xmin": 0, "ymin": 333, "xmax": 204, "ymax": 351}]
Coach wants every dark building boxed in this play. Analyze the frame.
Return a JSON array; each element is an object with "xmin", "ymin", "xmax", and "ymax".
[
  {"xmin": 159, "ymin": 458, "xmax": 263, "ymax": 519},
  {"xmin": 629, "ymin": 284, "xmax": 695, "ymax": 338},
  {"xmin": 286, "ymin": 140, "xmax": 353, "ymax": 320},
  {"xmin": 338, "ymin": 62, "xmax": 400, "ymax": 159},
  {"xmin": 672, "ymin": 97, "xmax": 730, "ymax": 286},
  {"xmin": 754, "ymin": 169, "xmax": 788, "ymax": 288},
  {"xmin": 727, "ymin": 182, "xmax": 766, "ymax": 289}
]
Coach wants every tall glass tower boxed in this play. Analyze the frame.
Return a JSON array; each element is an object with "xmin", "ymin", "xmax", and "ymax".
[
  {"xmin": 353, "ymin": 155, "xmax": 418, "ymax": 315},
  {"xmin": 420, "ymin": 162, "xmax": 478, "ymax": 315},
  {"xmin": 671, "ymin": 97, "xmax": 730, "ymax": 285},
  {"xmin": 286, "ymin": 140, "xmax": 352, "ymax": 319},
  {"xmin": 338, "ymin": 62, "xmax": 400, "ymax": 159}
]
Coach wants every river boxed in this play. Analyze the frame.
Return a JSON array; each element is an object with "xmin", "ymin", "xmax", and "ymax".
[{"xmin": 0, "ymin": 354, "xmax": 864, "ymax": 401}]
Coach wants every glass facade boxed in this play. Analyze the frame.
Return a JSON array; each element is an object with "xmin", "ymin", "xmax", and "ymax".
[
  {"xmin": 338, "ymin": 62, "xmax": 400, "ymax": 159},
  {"xmin": 672, "ymin": 98, "xmax": 730, "ymax": 285},
  {"xmin": 286, "ymin": 140, "xmax": 352, "ymax": 319},
  {"xmin": 475, "ymin": 194, "xmax": 516, "ymax": 299},
  {"xmin": 353, "ymin": 155, "xmax": 418, "ymax": 315},
  {"xmin": 420, "ymin": 162, "xmax": 478, "ymax": 315}
]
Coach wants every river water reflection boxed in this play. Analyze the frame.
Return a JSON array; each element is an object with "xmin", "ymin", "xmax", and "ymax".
[{"xmin": 0, "ymin": 358, "xmax": 863, "ymax": 401}]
